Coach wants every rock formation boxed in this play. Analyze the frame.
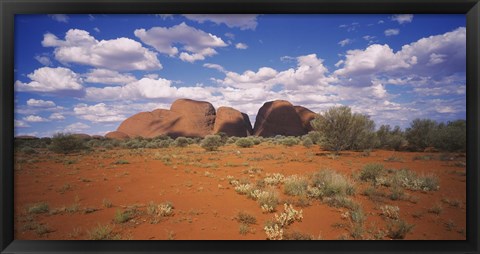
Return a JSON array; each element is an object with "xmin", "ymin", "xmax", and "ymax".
[
  {"xmin": 105, "ymin": 131, "xmax": 130, "ymax": 140},
  {"xmin": 253, "ymin": 100, "xmax": 306, "ymax": 137},
  {"xmin": 213, "ymin": 106, "xmax": 252, "ymax": 137},
  {"xmin": 106, "ymin": 98, "xmax": 317, "ymax": 139},
  {"xmin": 294, "ymin": 106, "xmax": 318, "ymax": 132},
  {"xmin": 114, "ymin": 99, "xmax": 216, "ymax": 138}
]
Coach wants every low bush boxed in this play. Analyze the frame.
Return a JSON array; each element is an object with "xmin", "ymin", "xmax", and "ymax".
[
  {"xmin": 311, "ymin": 169, "xmax": 355, "ymax": 198},
  {"xmin": 283, "ymin": 175, "xmax": 308, "ymax": 196},
  {"xmin": 172, "ymin": 137, "xmax": 189, "ymax": 147},
  {"xmin": 49, "ymin": 133, "xmax": 90, "ymax": 154},
  {"xmin": 201, "ymin": 135, "xmax": 223, "ymax": 151},
  {"xmin": 302, "ymin": 138, "xmax": 314, "ymax": 148},
  {"xmin": 236, "ymin": 138, "xmax": 254, "ymax": 148},
  {"xmin": 387, "ymin": 219, "xmax": 415, "ymax": 239},
  {"xmin": 359, "ymin": 163, "xmax": 385, "ymax": 184}
]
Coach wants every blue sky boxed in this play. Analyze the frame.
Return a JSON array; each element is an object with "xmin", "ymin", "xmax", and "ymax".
[{"xmin": 14, "ymin": 14, "xmax": 466, "ymax": 137}]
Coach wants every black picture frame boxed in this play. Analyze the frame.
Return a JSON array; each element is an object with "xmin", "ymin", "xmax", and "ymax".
[{"xmin": 1, "ymin": 0, "xmax": 479, "ymax": 253}]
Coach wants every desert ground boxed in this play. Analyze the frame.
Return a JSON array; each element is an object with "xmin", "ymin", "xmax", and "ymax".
[{"xmin": 14, "ymin": 141, "xmax": 466, "ymax": 240}]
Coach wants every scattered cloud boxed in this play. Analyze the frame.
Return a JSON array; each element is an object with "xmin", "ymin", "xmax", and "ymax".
[
  {"xmin": 27, "ymin": 98, "xmax": 56, "ymax": 108},
  {"xmin": 64, "ymin": 122, "xmax": 90, "ymax": 133},
  {"xmin": 225, "ymin": 32, "xmax": 235, "ymax": 39},
  {"xmin": 339, "ymin": 22, "xmax": 360, "ymax": 32},
  {"xmin": 49, "ymin": 14, "xmax": 69, "ymax": 23},
  {"xmin": 384, "ymin": 29, "xmax": 400, "ymax": 36},
  {"xmin": 84, "ymin": 69, "xmax": 137, "ymax": 85},
  {"xmin": 34, "ymin": 55, "xmax": 52, "ymax": 66},
  {"xmin": 23, "ymin": 115, "xmax": 49, "ymax": 122},
  {"xmin": 42, "ymin": 29, "xmax": 162, "ymax": 71},
  {"xmin": 203, "ymin": 63, "xmax": 226, "ymax": 73},
  {"xmin": 183, "ymin": 14, "xmax": 259, "ymax": 30},
  {"xmin": 15, "ymin": 120, "xmax": 30, "ymax": 128},
  {"xmin": 391, "ymin": 14, "xmax": 414, "ymax": 24},
  {"xmin": 235, "ymin": 42, "xmax": 248, "ymax": 49},
  {"xmin": 338, "ymin": 39, "xmax": 352, "ymax": 47},
  {"xmin": 49, "ymin": 113, "xmax": 66, "ymax": 120},
  {"xmin": 134, "ymin": 22, "xmax": 228, "ymax": 63},
  {"xmin": 94, "ymin": 27, "xmax": 100, "ymax": 33}
]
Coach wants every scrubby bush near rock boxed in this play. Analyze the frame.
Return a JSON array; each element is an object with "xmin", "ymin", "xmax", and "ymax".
[
  {"xmin": 236, "ymin": 138, "xmax": 254, "ymax": 148},
  {"xmin": 201, "ymin": 135, "xmax": 223, "ymax": 151},
  {"xmin": 311, "ymin": 106, "xmax": 377, "ymax": 153}
]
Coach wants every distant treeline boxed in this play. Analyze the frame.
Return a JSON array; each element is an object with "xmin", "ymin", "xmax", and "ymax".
[{"xmin": 14, "ymin": 106, "xmax": 465, "ymax": 154}]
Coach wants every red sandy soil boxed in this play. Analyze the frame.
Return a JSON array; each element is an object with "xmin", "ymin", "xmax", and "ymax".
[{"xmin": 14, "ymin": 144, "xmax": 466, "ymax": 240}]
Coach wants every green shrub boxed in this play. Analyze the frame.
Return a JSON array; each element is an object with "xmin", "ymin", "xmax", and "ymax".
[
  {"xmin": 376, "ymin": 125, "xmax": 407, "ymax": 151},
  {"xmin": 114, "ymin": 208, "xmax": 135, "ymax": 224},
  {"xmin": 432, "ymin": 120, "xmax": 466, "ymax": 152},
  {"xmin": 49, "ymin": 133, "xmax": 90, "ymax": 154},
  {"xmin": 281, "ymin": 137, "xmax": 299, "ymax": 147},
  {"xmin": 306, "ymin": 131, "xmax": 323, "ymax": 145},
  {"xmin": 173, "ymin": 137, "xmax": 189, "ymax": 147},
  {"xmin": 201, "ymin": 135, "xmax": 223, "ymax": 151},
  {"xmin": 310, "ymin": 106, "xmax": 377, "ymax": 153},
  {"xmin": 392, "ymin": 169, "xmax": 439, "ymax": 191},
  {"xmin": 257, "ymin": 189, "xmax": 280, "ymax": 210},
  {"xmin": 21, "ymin": 146, "xmax": 37, "ymax": 154},
  {"xmin": 405, "ymin": 119, "xmax": 438, "ymax": 151},
  {"xmin": 359, "ymin": 163, "xmax": 385, "ymax": 184},
  {"xmin": 302, "ymin": 137, "xmax": 313, "ymax": 148},
  {"xmin": 283, "ymin": 175, "xmax": 308, "ymax": 196},
  {"xmin": 236, "ymin": 138, "xmax": 254, "ymax": 148},
  {"xmin": 311, "ymin": 169, "xmax": 355, "ymax": 197}
]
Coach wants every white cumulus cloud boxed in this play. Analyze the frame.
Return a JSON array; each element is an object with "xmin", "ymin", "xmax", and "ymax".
[
  {"xmin": 15, "ymin": 67, "xmax": 84, "ymax": 95},
  {"xmin": 49, "ymin": 113, "xmax": 66, "ymax": 120},
  {"xmin": 27, "ymin": 99, "xmax": 56, "ymax": 108},
  {"xmin": 134, "ymin": 22, "xmax": 228, "ymax": 63},
  {"xmin": 42, "ymin": 29, "xmax": 162, "ymax": 71}
]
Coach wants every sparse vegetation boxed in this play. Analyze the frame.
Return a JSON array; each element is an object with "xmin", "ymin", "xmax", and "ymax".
[
  {"xmin": 200, "ymin": 135, "xmax": 223, "ymax": 151},
  {"xmin": 387, "ymin": 219, "xmax": 415, "ymax": 239},
  {"xmin": 236, "ymin": 138, "xmax": 254, "ymax": 148},
  {"xmin": 49, "ymin": 133, "xmax": 90, "ymax": 154},
  {"xmin": 27, "ymin": 202, "xmax": 50, "ymax": 214},
  {"xmin": 88, "ymin": 224, "xmax": 121, "ymax": 240},
  {"xmin": 283, "ymin": 175, "xmax": 308, "ymax": 196},
  {"xmin": 359, "ymin": 163, "xmax": 385, "ymax": 185}
]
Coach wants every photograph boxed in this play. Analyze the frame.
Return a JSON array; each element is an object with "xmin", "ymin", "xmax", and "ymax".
[{"xmin": 12, "ymin": 13, "xmax": 467, "ymax": 241}]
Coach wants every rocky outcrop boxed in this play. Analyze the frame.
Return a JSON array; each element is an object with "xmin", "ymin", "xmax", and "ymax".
[
  {"xmin": 105, "ymin": 131, "xmax": 130, "ymax": 140},
  {"xmin": 253, "ymin": 100, "xmax": 306, "ymax": 137},
  {"xmin": 213, "ymin": 107, "xmax": 252, "ymax": 137},
  {"xmin": 169, "ymin": 99, "xmax": 216, "ymax": 137},
  {"xmin": 294, "ymin": 106, "xmax": 318, "ymax": 132},
  {"xmin": 114, "ymin": 99, "xmax": 216, "ymax": 138},
  {"xmin": 106, "ymin": 98, "xmax": 317, "ymax": 139}
]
